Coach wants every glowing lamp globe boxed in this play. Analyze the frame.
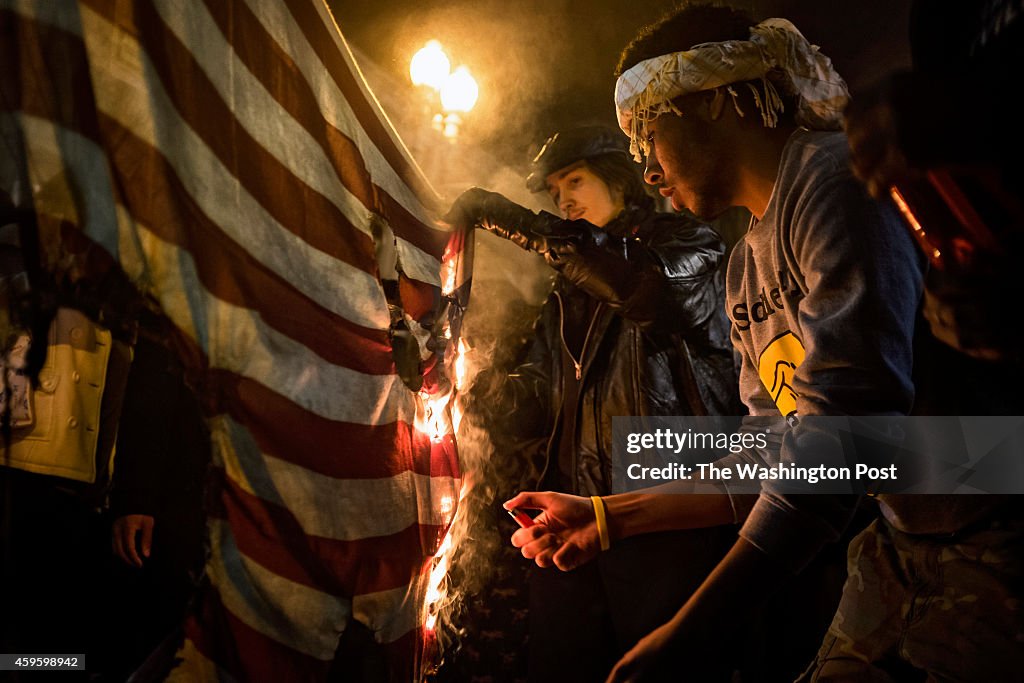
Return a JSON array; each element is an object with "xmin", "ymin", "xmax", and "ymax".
[
  {"xmin": 409, "ymin": 40, "xmax": 450, "ymax": 90},
  {"xmin": 440, "ymin": 66, "xmax": 479, "ymax": 113}
]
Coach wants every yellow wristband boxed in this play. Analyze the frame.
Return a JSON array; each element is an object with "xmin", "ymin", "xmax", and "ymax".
[{"xmin": 591, "ymin": 496, "xmax": 611, "ymax": 551}]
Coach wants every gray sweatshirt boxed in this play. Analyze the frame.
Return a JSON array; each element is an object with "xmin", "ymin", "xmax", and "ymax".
[{"xmin": 725, "ymin": 128, "xmax": 925, "ymax": 573}]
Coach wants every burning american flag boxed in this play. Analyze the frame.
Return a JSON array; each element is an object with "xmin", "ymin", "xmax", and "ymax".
[{"xmin": 1, "ymin": 0, "xmax": 471, "ymax": 679}]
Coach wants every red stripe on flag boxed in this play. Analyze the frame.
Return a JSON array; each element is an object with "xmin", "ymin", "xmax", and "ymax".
[
  {"xmin": 281, "ymin": 0, "xmax": 433, "ymax": 198},
  {"xmin": 208, "ymin": 369, "xmax": 461, "ymax": 480},
  {"xmin": 184, "ymin": 585, "xmax": 423, "ymax": 680},
  {"xmin": 378, "ymin": 628, "xmax": 422, "ymax": 680},
  {"xmin": 282, "ymin": 0, "xmax": 444, "ymax": 209},
  {"xmin": 212, "ymin": 469, "xmax": 441, "ymax": 596},
  {"xmin": 398, "ymin": 273, "xmax": 441, "ymax": 324},
  {"xmin": 381, "ymin": 191, "xmax": 451, "ymax": 262}
]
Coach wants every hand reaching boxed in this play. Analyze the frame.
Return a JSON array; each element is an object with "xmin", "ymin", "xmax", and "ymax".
[
  {"xmin": 606, "ymin": 620, "xmax": 680, "ymax": 683},
  {"xmin": 503, "ymin": 491, "xmax": 601, "ymax": 571}
]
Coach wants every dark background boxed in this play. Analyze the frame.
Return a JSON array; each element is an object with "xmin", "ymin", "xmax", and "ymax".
[{"xmin": 333, "ymin": 0, "xmax": 913, "ymax": 174}]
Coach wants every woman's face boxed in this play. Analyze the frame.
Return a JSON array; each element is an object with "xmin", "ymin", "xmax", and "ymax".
[{"xmin": 545, "ymin": 161, "xmax": 624, "ymax": 228}]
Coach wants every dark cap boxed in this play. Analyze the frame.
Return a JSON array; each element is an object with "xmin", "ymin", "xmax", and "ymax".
[{"xmin": 525, "ymin": 125, "xmax": 630, "ymax": 193}]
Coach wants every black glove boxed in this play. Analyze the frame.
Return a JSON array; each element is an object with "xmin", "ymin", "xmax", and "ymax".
[
  {"xmin": 443, "ymin": 188, "xmax": 659, "ymax": 314},
  {"xmin": 442, "ymin": 187, "xmax": 562, "ymax": 253},
  {"xmin": 541, "ymin": 221, "xmax": 662, "ymax": 315}
]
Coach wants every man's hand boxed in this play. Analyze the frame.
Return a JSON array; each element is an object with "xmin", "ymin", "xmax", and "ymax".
[
  {"xmin": 539, "ymin": 226, "xmax": 642, "ymax": 307},
  {"xmin": 112, "ymin": 514, "xmax": 155, "ymax": 568},
  {"xmin": 607, "ymin": 537, "xmax": 785, "ymax": 682},
  {"xmin": 606, "ymin": 620, "xmax": 680, "ymax": 683},
  {"xmin": 504, "ymin": 491, "xmax": 600, "ymax": 571}
]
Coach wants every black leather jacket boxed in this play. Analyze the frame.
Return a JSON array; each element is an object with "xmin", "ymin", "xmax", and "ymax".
[{"xmin": 501, "ymin": 205, "xmax": 742, "ymax": 496}]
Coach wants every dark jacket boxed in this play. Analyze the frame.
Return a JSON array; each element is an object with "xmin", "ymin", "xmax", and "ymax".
[{"xmin": 501, "ymin": 205, "xmax": 742, "ymax": 496}]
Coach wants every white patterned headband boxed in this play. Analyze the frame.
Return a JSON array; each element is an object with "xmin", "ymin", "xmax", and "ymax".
[{"xmin": 614, "ymin": 18, "xmax": 850, "ymax": 161}]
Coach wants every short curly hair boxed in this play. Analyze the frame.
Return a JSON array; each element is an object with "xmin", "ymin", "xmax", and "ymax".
[{"xmin": 616, "ymin": 3, "xmax": 755, "ymax": 76}]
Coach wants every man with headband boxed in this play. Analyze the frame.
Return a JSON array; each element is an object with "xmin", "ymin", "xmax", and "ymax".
[
  {"xmin": 502, "ymin": 5, "xmax": 1022, "ymax": 681},
  {"xmin": 600, "ymin": 5, "xmax": 1023, "ymax": 682}
]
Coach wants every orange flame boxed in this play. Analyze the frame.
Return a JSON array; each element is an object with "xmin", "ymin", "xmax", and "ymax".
[
  {"xmin": 451, "ymin": 340, "xmax": 470, "ymax": 434},
  {"xmin": 454, "ymin": 339, "xmax": 468, "ymax": 390},
  {"xmin": 420, "ymin": 339, "xmax": 472, "ymax": 638},
  {"xmin": 416, "ymin": 391, "xmax": 451, "ymax": 444},
  {"xmin": 424, "ymin": 486, "xmax": 468, "ymax": 633},
  {"xmin": 424, "ymin": 530, "xmax": 454, "ymax": 632},
  {"xmin": 414, "ymin": 339, "xmax": 473, "ymax": 443},
  {"xmin": 441, "ymin": 256, "xmax": 458, "ymax": 296}
]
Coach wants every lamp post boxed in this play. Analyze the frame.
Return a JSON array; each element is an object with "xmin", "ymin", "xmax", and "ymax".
[
  {"xmin": 409, "ymin": 41, "xmax": 478, "ymax": 142},
  {"xmin": 438, "ymin": 66, "xmax": 478, "ymax": 140},
  {"xmin": 410, "ymin": 40, "xmax": 450, "ymax": 91}
]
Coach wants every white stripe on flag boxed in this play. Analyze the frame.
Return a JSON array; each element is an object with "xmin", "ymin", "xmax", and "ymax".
[
  {"xmin": 155, "ymin": 0, "xmax": 447, "ymax": 289},
  {"xmin": 14, "ymin": 114, "xmax": 120, "ymax": 260},
  {"xmin": 352, "ymin": 580, "xmax": 425, "ymax": 645}
]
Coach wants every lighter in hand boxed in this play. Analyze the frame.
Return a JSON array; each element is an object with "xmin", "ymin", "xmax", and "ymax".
[{"xmin": 506, "ymin": 507, "xmax": 535, "ymax": 528}]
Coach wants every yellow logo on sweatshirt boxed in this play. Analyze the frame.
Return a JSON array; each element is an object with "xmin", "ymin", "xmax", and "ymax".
[{"xmin": 757, "ymin": 332, "xmax": 805, "ymax": 418}]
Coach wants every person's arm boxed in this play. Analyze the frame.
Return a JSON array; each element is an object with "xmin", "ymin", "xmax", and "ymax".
[
  {"xmin": 731, "ymin": 157, "xmax": 921, "ymax": 573},
  {"xmin": 109, "ymin": 333, "xmax": 177, "ymax": 567},
  {"xmin": 443, "ymin": 189, "xmax": 726, "ymax": 329},
  {"xmin": 504, "ymin": 486, "xmax": 747, "ymax": 571},
  {"xmin": 541, "ymin": 211, "xmax": 726, "ymax": 332},
  {"xmin": 603, "ymin": 155, "xmax": 923, "ymax": 681},
  {"xmin": 503, "ymin": 355, "xmax": 781, "ymax": 572},
  {"xmin": 607, "ymin": 537, "xmax": 785, "ymax": 683}
]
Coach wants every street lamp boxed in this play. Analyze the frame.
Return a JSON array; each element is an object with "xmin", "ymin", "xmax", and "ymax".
[
  {"xmin": 410, "ymin": 40, "xmax": 450, "ymax": 90},
  {"xmin": 409, "ymin": 41, "xmax": 478, "ymax": 141},
  {"xmin": 438, "ymin": 66, "xmax": 479, "ymax": 139}
]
